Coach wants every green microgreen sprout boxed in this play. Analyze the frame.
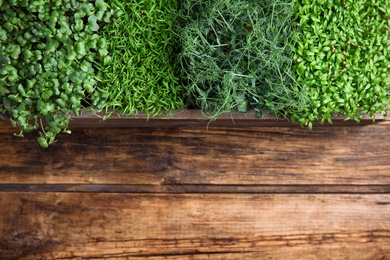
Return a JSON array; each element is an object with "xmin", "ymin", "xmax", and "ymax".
[
  {"xmin": 0, "ymin": 0, "xmax": 111, "ymax": 147},
  {"xmin": 97, "ymin": 0, "xmax": 186, "ymax": 117},
  {"xmin": 176, "ymin": 0, "xmax": 309, "ymax": 119},
  {"xmin": 291, "ymin": 0, "xmax": 390, "ymax": 129}
]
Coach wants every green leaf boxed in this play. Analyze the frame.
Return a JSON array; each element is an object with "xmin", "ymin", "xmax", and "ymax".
[
  {"xmin": 98, "ymin": 48, "xmax": 108, "ymax": 57},
  {"xmin": 42, "ymin": 90, "xmax": 53, "ymax": 100},
  {"xmin": 17, "ymin": 84, "xmax": 27, "ymax": 97},
  {"xmin": 0, "ymin": 28, "xmax": 7, "ymax": 41},
  {"xmin": 11, "ymin": 45, "xmax": 21, "ymax": 59},
  {"xmin": 95, "ymin": 0, "xmax": 107, "ymax": 12},
  {"xmin": 66, "ymin": 50, "xmax": 77, "ymax": 61},
  {"xmin": 74, "ymin": 18, "xmax": 84, "ymax": 31},
  {"xmin": 96, "ymin": 11, "xmax": 105, "ymax": 20},
  {"xmin": 103, "ymin": 11, "xmax": 112, "ymax": 23},
  {"xmin": 75, "ymin": 42, "xmax": 86, "ymax": 56},
  {"xmin": 235, "ymin": 94, "xmax": 248, "ymax": 112},
  {"xmin": 308, "ymin": 121, "xmax": 313, "ymax": 130},
  {"xmin": 97, "ymin": 38, "xmax": 107, "ymax": 48},
  {"xmin": 75, "ymin": 10, "xmax": 86, "ymax": 19},
  {"xmin": 84, "ymin": 82, "xmax": 94, "ymax": 93},
  {"xmin": 38, "ymin": 137, "xmax": 48, "ymax": 148},
  {"xmin": 56, "ymin": 98, "xmax": 66, "ymax": 108},
  {"xmin": 80, "ymin": 60, "xmax": 90, "ymax": 72},
  {"xmin": 88, "ymin": 16, "xmax": 99, "ymax": 31}
]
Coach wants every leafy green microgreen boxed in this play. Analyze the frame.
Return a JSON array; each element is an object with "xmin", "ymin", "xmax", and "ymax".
[
  {"xmin": 0, "ymin": 0, "xmax": 111, "ymax": 147},
  {"xmin": 291, "ymin": 0, "xmax": 390, "ymax": 126},
  {"xmin": 88, "ymin": 15, "xmax": 99, "ymax": 31},
  {"xmin": 98, "ymin": 0, "xmax": 185, "ymax": 117},
  {"xmin": 177, "ymin": 0, "xmax": 309, "ymax": 119}
]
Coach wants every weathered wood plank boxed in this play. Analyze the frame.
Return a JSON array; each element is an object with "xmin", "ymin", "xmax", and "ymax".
[
  {"xmin": 68, "ymin": 109, "xmax": 390, "ymax": 128},
  {"xmin": 0, "ymin": 193, "xmax": 389, "ymax": 259},
  {"xmin": 3, "ymin": 109, "xmax": 390, "ymax": 128},
  {"xmin": 1, "ymin": 120, "xmax": 390, "ymax": 186}
]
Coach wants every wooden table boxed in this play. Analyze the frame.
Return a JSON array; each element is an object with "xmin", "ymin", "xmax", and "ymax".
[{"xmin": 1, "ymin": 113, "xmax": 390, "ymax": 259}]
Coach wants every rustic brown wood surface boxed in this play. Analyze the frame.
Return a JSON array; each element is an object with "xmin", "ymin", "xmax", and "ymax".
[
  {"xmin": 1, "ymin": 118, "xmax": 390, "ymax": 259},
  {"xmin": 1, "ymin": 120, "xmax": 390, "ymax": 187},
  {"xmin": 1, "ymin": 193, "xmax": 389, "ymax": 259},
  {"xmin": 68, "ymin": 109, "xmax": 390, "ymax": 128}
]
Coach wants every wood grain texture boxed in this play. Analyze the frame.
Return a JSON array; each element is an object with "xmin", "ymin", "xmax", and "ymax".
[
  {"xmin": 2, "ymin": 118, "xmax": 390, "ymax": 259},
  {"xmin": 0, "ymin": 193, "xmax": 389, "ymax": 259},
  {"xmin": 68, "ymin": 109, "xmax": 390, "ymax": 128},
  {"xmin": 1, "ymin": 120, "xmax": 390, "ymax": 186}
]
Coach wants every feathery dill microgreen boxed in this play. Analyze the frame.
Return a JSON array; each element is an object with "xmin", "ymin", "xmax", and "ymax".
[
  {"xmin": 98, "ymin": 0, "xmax": 185, "ymax": 117},
  {"xmin": 291, "ymin": 0, "xmax": 390, "ymax": 128},
  {"xmin": 176, "ymin": 0, "xmax": 309, "ymax": 119}
]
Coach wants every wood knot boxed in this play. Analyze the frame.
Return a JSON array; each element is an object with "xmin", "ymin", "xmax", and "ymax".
[
  {"xmin": 163, "ymin": 177, "xmax": 182, "ymax": 185},
  {"xmin": 0, "ymin": 230, "xmax": 47, "ymax": 259}
]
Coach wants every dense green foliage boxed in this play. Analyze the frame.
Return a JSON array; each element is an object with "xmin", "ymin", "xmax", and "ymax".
[
  {"xmin": 97, "ymin": 0, "xmax": 185, "ymax": 117},
  {"xmin": 0, "ymin": 0, "xmax": 111, "ymax": 147},
  {"xmin": 177, "ymin": 0, "xmax": 309, "ymax": 118},
  {"xmin": 1, "ymin": 0, "xmax": 389, "ymax": 147},
  {"xmin": 292, "ymin": 0, "xmax": 390, "ymax": 128}
]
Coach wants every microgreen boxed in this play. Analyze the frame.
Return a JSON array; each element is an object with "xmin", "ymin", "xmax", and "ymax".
[
  {"xmin": 0, "ymin": 0, "xmax": 111, "ymax": 147},
  {"xmin": 2, "ymin": 0, "xmax": 388, "ymax": 147},
  {"xmin": 97, "ymin": 0, "xmax": 186, "ymax": 117},
  {"xmin": 291, "ymin": 0, "xmax": 390, "ymax": 128},
  {"xmin": 176, "ymin": 0, "xmax": 309, "ymax": 119}
]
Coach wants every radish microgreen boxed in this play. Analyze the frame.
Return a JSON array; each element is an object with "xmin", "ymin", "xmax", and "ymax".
[{"xmin": 0, "ymin": 0, "xmax": 111, "ymax": 147}]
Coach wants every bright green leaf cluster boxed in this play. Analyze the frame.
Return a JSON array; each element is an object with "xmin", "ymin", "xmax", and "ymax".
[
  {"xmin": 176, "ymin": 0, "xmax": 310, "ymax": 119},
  {"xmin": 97, "ymin": 0, "xmax": 186, "ymax": 117},
  {"xmin": 291, "ymin": 0, "xmax": 390, "ymax": 128},
  {"xmin": 2, "ymin": 0, "xmax": 389, "ymax": 147},
  {"xmin": 0, "ymin": 0, "xmax": 111, "ymax": 147}
]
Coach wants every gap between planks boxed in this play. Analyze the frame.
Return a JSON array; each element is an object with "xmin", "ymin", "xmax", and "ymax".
[{"xmin": 0, "ymin": 184, "xmax": 390, "ymax": 194}]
